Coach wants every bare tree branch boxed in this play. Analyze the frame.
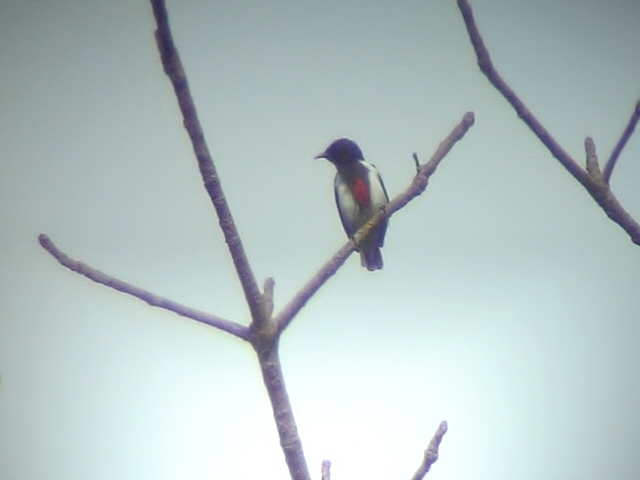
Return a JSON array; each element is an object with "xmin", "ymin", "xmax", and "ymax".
[
  {"xmin": 458, "ymin": 0, "xmax": 640, "ymax": 246},
  {"xmin": 410, "ymin": 421, "xmax": 448, "ymax": 480},
  {"xmin": 604, "ymin": 100, "xmax": 640, "ymax": 183},
  {"xmin": 253, "ymin": 340, "xmax": 310, "ymax": 480},
  {"xmin": 150, "ymin": 0, "xmax": 266, "ymax": 325},
  {"xmin": 38, "ymin": 234, "xmax": 249, "ymax": 340},
  {"xmin": 274, "ymin": 112, "xmax": 475, "ymax": 334},
  {"xmin": 39, "ymin": 3, "xmax": 472, "ymax": 479},
  {"xmin": 457, "ymin": 0, "xmax": 588, "ymax": 185}
]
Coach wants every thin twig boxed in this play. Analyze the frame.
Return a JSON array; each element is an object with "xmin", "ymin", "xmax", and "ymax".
[
  {"xmin": 584, "ymin": 137, "xmax": 601, "ymax": 178},
  {"xmin": 150, "ymin": 0, "xmax": 265, "ymax": 325},
  {"xmin": 410, "ymin": 421, "xmax": 448, "ymax": 480},
  {"xmin": 458, "ymin": 0, "xmax": 640, "ymax": 245},
  {"xmin": 321, "ymin": 460, "xmax": 331, "ymax": 480},
  {"xmin": 38, "ymin": 234, "xmax": 249, "ymax": 340},
  {"xmin": 274, "ymin": 112, "xmax": 475, "ymax": 334},
  {"xmin": 261, "ymin": 277, "xmax": 275, "ymax": 318},
  {"xmin": 603, "ymin": 100, "xmax": 640, "ymax": 183}
]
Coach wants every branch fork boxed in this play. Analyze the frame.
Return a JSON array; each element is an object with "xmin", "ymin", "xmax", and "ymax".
[
  {"xmin": 36, "ymin": 2, "xmax": 483, "ymax": 479},
  {"xmin": 458, "ymin": 0, "xmax": 640, "ymax": 245}
]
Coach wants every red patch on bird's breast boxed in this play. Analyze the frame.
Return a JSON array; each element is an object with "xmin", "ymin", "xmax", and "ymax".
[{"xmin": 352, "ymin": 177, "xmax": 370, "ymax": 207}]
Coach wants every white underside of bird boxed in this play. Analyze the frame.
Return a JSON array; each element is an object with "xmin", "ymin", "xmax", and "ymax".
[
  {"xmin": 334, "ymin": 160, "xmax": 389, "ymax": 269},
  {"xmin": 334, "ymin": 161, "xmax": 388, "ymax": 226}
]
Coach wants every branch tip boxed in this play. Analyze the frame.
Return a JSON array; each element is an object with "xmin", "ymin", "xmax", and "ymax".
[
  {"xmin": 321, "ymin": 460, "xmax": 331, "ymax": 480},
  {"xmin": 263, "ymin": 277, "xmax": 275, "ymax": 296},
  {"xmin": 584, "ymin": 137, "xmax": 601, "ymax": 179},
  {"xmin": 410, "ymin": 420, "xmax": 448, "ymax": 480},
  {"xmin": 261, "ymin": 277, "xmax": 275, "ymax": 318},
  {"xmin": 463, "ymin": 111, "xmax": 475, "ymax": 126},
  {"xmin": 38, "ymin": 233, "xmax": 50, "ymax": 248}
]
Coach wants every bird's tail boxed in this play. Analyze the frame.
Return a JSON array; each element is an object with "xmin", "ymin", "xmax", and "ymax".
[{"xmin": 361, "ymin": 247, "xmax": 383, "ymax": 271}]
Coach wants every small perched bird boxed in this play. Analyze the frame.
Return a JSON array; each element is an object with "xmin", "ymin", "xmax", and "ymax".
[{"xmin": 315, "ymin": 138, "xmax": 390, "ymax": 271}]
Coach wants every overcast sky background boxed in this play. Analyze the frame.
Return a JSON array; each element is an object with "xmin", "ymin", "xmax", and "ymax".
[{"xmin": 2, "ymin": 1, "xmax": 640, "ymax": 479}]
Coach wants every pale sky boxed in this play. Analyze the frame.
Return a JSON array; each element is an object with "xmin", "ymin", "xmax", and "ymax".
[{"xmin": 2, "ymin": 2, "xmax": 640, "ymax": 479}]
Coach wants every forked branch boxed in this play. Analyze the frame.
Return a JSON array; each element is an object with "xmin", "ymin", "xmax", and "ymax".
[
  {"xmin": 458, "ymin": 0, "xmax": 640, "ymax": 245},
  {"xmin": 37, "ymin": 107, "xmax": 473, "ymax": 345},
  {"xmin": 37, "ymin": 2, "xmax": 468, "ymax": 479}
]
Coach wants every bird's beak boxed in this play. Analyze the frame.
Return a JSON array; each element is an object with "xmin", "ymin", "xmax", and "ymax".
[{"xmin": 314, "ymin": 151, "xmax": 327, "ymax": 160}]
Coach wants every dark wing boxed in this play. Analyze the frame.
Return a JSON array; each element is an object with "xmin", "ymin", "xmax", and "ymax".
[
  {"xmin": 334, "ymin": 173, "xmax": 358, "ymax": 238},
  {"xmin": 370, "ymin": 164, "xmax": 389, "ymax": 247}
]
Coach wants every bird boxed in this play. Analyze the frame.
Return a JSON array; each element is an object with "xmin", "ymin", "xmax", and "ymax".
[{"xmin": 315, "ymin": 138, "xmax": 390, "ymax": 271}]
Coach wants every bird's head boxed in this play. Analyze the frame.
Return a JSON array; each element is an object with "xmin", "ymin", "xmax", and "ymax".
[{"xmin": 315, "ymin": 138, "xmax": 363, "ymax": 166}]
